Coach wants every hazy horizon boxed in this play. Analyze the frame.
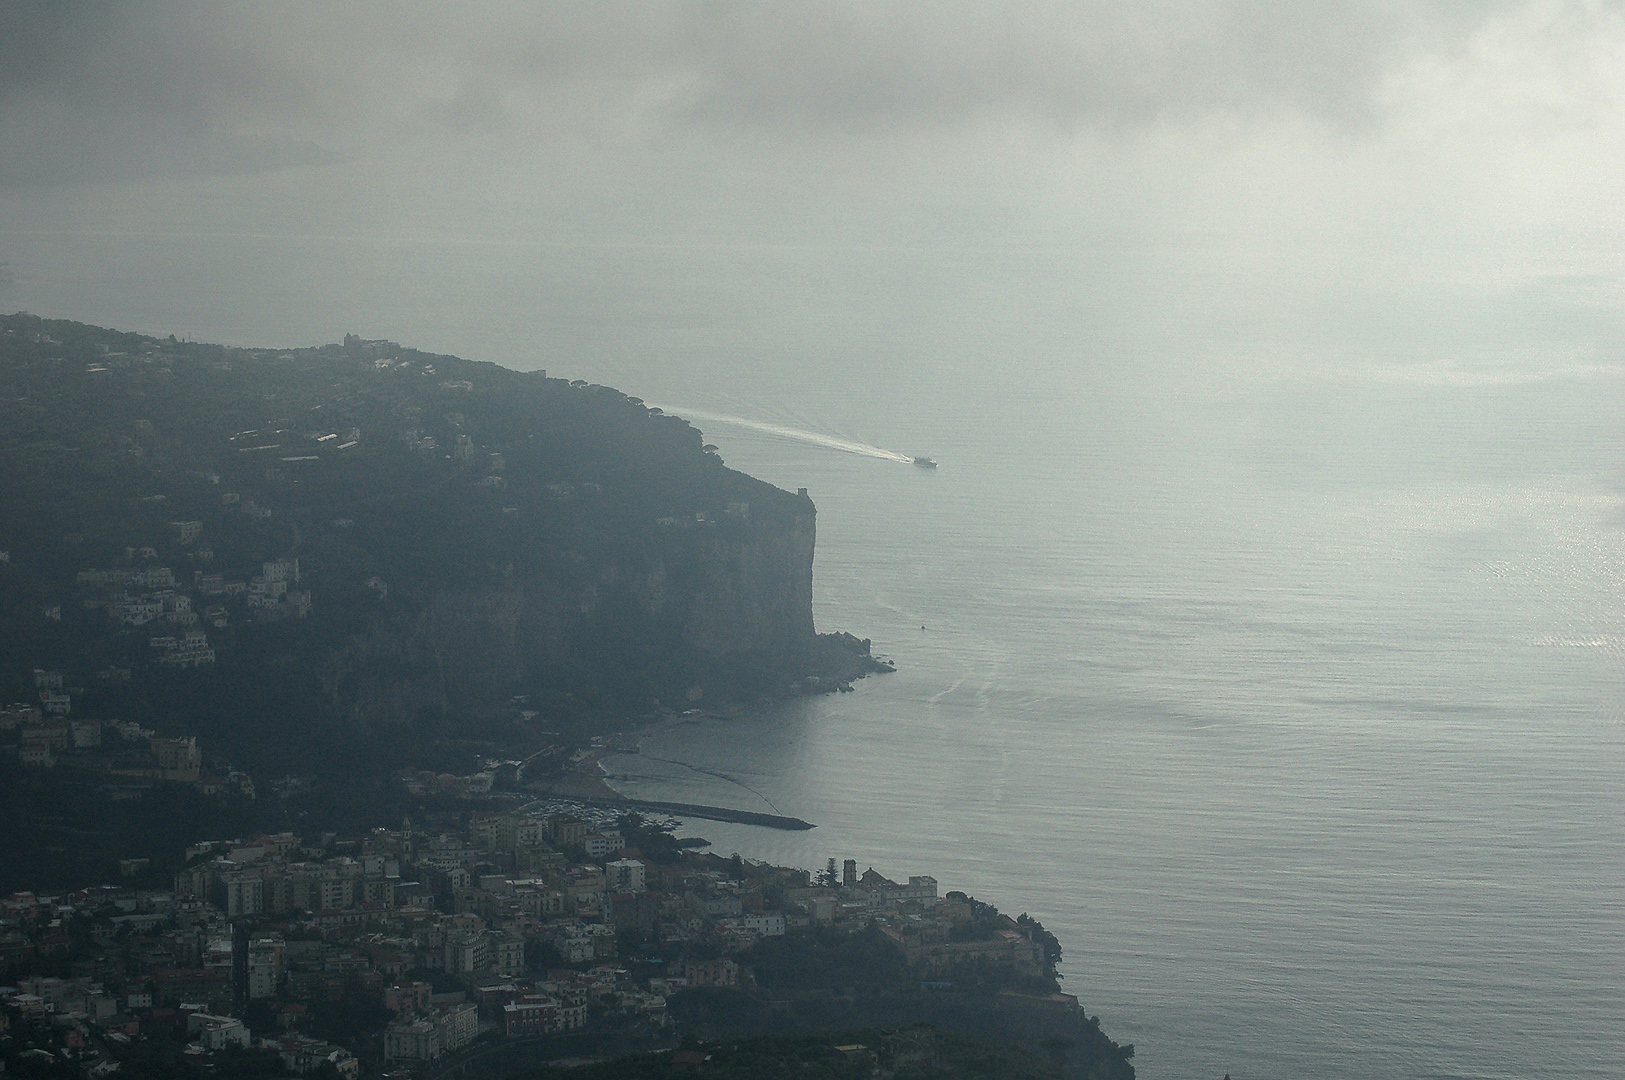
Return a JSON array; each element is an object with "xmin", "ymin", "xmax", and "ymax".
[
  {"xmin": 4, "ymin": 5, "xmax": 1624, "ymax": 1078},
  {"xmin": 6, "ymin": 2, "xmax": 1625, "ymax": 383}
]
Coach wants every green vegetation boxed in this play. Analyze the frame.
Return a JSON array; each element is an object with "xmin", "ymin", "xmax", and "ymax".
[
  {"xmin": 0, "ymin": 314, "xmax": 823, "ymax": 758},
  {"xmin": 742, "ymin": 924, "xmax": 916, "ymax": 994},
  {"xmin": 616, "ymin": 812, "xmax": 686, "ymax": 865},
  {"xmin": 0, "ymin": 319, "xmax": 1133, "ymax": 1080},
  {"xmin": 0, "ymin": 765, "xmax": 258, "ymax": 889},
  {"xmin": 656, "ymin": 914, "xmax": 1134, "ymax": 1080},
  {"xmin": 0, "ymin": 314, "xmax": 887, "ymax": 888}
]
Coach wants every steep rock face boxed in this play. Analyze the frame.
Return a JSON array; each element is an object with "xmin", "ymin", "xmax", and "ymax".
[
  {"xmin": 651, "ymin": 502, "xmax": 816, "ymax": 660},
  {"xmin": 335, "ymin": 499, "xmax": 820, "ymax": 725}
]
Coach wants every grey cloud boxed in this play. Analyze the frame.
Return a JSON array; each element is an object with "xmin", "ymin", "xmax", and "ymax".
[
  {"xmin": 0, "ymin": 1, "xmax": 346, "ymax": 186},
  {"xmin": 638, "ymin": 3, "xmax": 1402, "ymax": 129},
  {"xmin": 429, "ymin": 2, "xmax": 1524, "ymax": 135},
  {"xmin": 0, "ymin": 1, "xmax": 1544, "ymax": 187}
]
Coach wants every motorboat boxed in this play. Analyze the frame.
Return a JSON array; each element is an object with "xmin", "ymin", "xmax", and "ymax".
[{"xmin": 913, "ymin": 457, "xmax": 938, "ymax": 468}]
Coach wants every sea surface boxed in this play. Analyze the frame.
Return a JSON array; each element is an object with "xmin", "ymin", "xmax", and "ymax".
[
  {"xmin": 3, "ymin": 189, "xmax": 1623, "ymax": 1079},
  {"xmin": 599, "ymin": 371, "xmax": 1625, "ymax": 1080}
]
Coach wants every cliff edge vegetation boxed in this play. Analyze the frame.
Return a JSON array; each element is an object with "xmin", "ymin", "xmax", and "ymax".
[{"xmin": 0, "ymin": 314, "xmax": 887, "ymax": 786}]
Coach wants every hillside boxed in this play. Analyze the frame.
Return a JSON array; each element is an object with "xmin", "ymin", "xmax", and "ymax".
[{"xmin": 0, "ymin": 313, "xmax": 885, "ymax": 783}]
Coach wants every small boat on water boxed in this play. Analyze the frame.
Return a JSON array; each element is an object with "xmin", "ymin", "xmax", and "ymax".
[{"xmin": 913, "ymin": 456, "xmax": 938, "ymax": 468}]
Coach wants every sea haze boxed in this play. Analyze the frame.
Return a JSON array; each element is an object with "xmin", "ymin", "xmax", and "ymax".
[
  {"xmin": 4, "ymin": 4, "xmax": 1625, "ymax": 1075},
  {"xmin": 5, "ymin": 199, "xmax": 1625, "ymax": 1080},
  {"xmin": 604, "ymin": 366, "xmax": 1625, "ymax": 1080}
]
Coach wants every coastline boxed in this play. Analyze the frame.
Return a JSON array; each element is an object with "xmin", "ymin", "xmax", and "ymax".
[{"xmin": 526, "ymin": 717, "xmax": 817, "ymax": 830}]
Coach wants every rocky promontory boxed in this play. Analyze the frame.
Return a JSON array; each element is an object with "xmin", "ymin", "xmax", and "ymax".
[{"xmin": 0, "ymin": 314, "xmax": 888, "ymax": 784}]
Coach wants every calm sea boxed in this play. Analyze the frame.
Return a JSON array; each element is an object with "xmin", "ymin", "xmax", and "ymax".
[
  {"xmin": 4, "ymin": 204, "xmax": 1623, "ymax": 1079},
  {"xmin": 601, "ymin": 368, "xmax": 1625, "ymax": 1080}
]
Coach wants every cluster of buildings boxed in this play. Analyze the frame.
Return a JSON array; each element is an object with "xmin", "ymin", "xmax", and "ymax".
[
  {"xmin": 76, "ymin": 543, "xmax": 309, "ymax": 642},
  {"xmin": 395, "ymin": 420, "xmax": 505, "ymax": 482},
  {"xmin": 1, "ymin": 676, "xmax": 250, "ymax": 796},
  {"xmin": 0, "ymin": 806, "xmax": 1060, "ymax": 1076},
  {"xmin": 1, "ymin": 963, "xmax": 360, "ymax": 1078}
]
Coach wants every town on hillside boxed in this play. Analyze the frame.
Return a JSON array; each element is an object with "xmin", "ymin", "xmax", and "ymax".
[
  {"xmin": 2, "ymin": 670, "xmax": 252, "ymax": 798},
  {"xmin": 0, "ymin": 809, "xmax": 1082, "ymax": 1078}
]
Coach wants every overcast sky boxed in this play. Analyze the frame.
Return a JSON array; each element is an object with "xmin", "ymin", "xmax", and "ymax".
[
  {"xmin": 4, "ymin": 1, "xmax": 1625, "ymax": 382},
  {"xmin": 5, "ymin": 2, "xmax": 1622, "ymax": 208}
]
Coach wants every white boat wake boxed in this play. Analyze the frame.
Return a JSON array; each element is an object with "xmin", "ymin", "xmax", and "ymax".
[{"xmin": 663, "ymin": 405, "xmax": 915, "ymax": 463}]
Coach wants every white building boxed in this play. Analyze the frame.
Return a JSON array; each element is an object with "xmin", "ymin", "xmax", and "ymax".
[
  {"xmin": 443, "ymin": 932, "xmax": 488, "ymax": 974},
  {"xmin": 492, "ymin": 933, "xmax": 525, "ymax": 976},
  {"xmin": 247, "ymin": 938, "xmax": 283, "ymax": 999},
  {"xmin": 554, "ymin": 923, "xmax": 616, "ymax": 963},
  {"xmin": 215, "ymin": 872, "xmax": 263, "ymax": 917},
  {"xmin": 443, "ymin": 1002, "xmax": 478, "ymax": 1048},
  {"xmin": 583, "ymin": 830, "xmax": 625, "ymax": 858},
  {"xmin": 187, "ymin": 1013, "xmax": 250, "ymax": 1051},
  {"xmin": 383, "ymin": 1018, "xmax": 439, "ymax": 1061},
  {"xmin": 743, "ymin": 912, "xmax": 787, "ymax": 937},
  {"xmin": 605, "ymin": 858, "xmax": 646, "ymax": 894}
]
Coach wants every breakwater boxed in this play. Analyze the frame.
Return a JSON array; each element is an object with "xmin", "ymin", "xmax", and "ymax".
[{"xmin": 563, "ymin": 796, "xmax": 815, "ymax": 831}]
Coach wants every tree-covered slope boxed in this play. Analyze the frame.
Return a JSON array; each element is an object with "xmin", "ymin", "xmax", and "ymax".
[{"xmin": 0, "ymin": 314, "xmax": 874, "ymax": 776}]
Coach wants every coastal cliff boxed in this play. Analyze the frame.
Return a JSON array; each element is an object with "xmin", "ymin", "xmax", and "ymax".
[
  {"xmin": 320, "ymin": 487, "xmax": 823, "ymax": 734},
  {"xmin": 0, "ymin": 314, "xmax": 882, "ymax": 776}
]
